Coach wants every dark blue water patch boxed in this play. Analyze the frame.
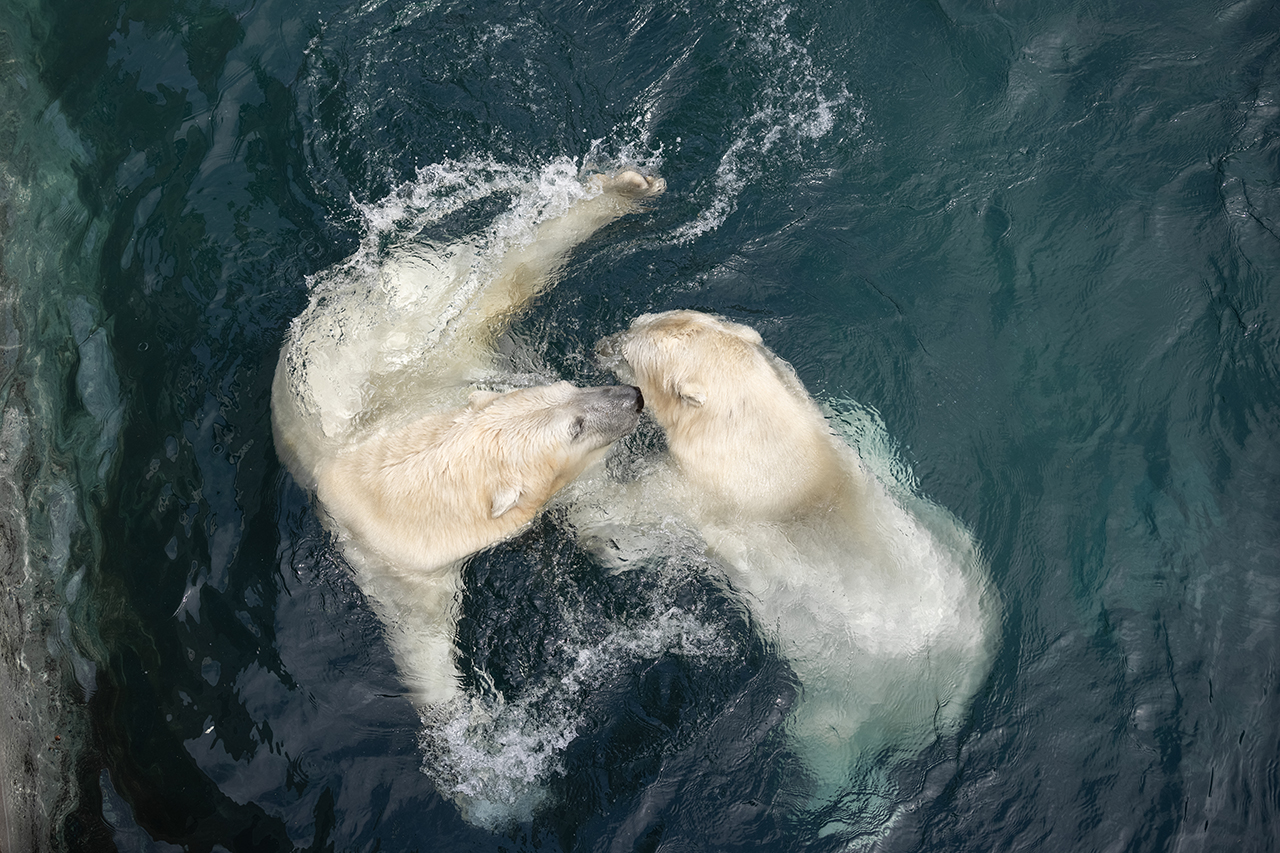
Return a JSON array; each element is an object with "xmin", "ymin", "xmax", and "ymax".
[
  {"xmin": 85, "ymin": 469, "xmax": 493, "ymax": 851},
  {"xmin": 293, "ymin": 0, "xmax": 842, "ymax": 205}
]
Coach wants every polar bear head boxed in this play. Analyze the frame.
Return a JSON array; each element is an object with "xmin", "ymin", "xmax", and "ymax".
[
  {"xmin": 598, "ymin": 310, "xmax": 846, "ymax": 522},
  {"xmin": 460, "ymin": 381, "xmax": 646, "ymax": 521},
  {"xmin": 319, "ymin": 381, "xmax": 644, "ymax": 573}
]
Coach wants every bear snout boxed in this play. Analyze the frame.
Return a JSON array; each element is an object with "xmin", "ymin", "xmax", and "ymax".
[
  {"xmin": 576, "ymin": 384, "xmax": 644, "ymax": 443},
  {"xmin": 594, "ymin": 383, "xmax": 642, "ymax": 411}
]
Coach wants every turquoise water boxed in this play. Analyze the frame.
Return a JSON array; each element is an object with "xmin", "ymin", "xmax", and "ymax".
[{"xmin": 1, "ymin": 0, "xmax": 1278, "ymax": 850}]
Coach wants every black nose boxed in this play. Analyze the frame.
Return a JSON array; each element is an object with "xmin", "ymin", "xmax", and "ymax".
[{"xmin": 610, "ymin": 383, "xmax": 642, "ymax": 411}]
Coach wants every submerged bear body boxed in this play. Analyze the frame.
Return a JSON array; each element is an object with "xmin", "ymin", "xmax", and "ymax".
[{"xmin": 596, "ymin": 310, "xmax": 999, "ymax": 799}]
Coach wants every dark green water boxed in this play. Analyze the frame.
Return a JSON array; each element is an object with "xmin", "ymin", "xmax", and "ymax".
[{"xmin": 1, "ymin": 0, "xmax": 1278, "ymax": 850}]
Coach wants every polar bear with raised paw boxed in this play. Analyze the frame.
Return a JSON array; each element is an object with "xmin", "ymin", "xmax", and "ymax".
[{"xmin": 272, "ymin": 168, "xmax": 663, "ymax": 707}]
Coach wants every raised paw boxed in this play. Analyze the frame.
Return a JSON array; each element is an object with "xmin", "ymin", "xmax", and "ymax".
[{"xmin": 593, "ymin": 169, "xmax": 666, "ymax": 198}]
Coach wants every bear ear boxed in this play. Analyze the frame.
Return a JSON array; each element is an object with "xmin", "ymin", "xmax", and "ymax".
[
  {"xmin": 674, "ymin": 380, "xmax": 707, "ymax": 407},
  {"xmin": 490, "ymin": 483, "xmax": 522, "ymax": 519},
  {"xmin": 469, "ymin": 390, "xmax": 501, "ymax": 409}
]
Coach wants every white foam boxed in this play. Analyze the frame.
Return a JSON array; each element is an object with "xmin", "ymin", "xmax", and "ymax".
[{"xmin": 418, "ymin": 562, "xmax": 735, "ymax": 829}]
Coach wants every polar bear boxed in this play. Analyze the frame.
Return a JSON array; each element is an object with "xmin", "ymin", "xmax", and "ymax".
[
  {"xmin": 272, "ymin": 167, "xmax": 663, "ymax": 708},
  {"xmin": 594, "ymin": 309, "xmax": 999, "ymax": 803}
]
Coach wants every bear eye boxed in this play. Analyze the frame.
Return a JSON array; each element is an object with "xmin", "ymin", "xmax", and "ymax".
[{"xmin": 569, "ymin": 416, "xmax": 586, "ymax": 440}]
